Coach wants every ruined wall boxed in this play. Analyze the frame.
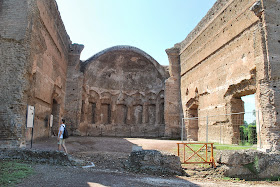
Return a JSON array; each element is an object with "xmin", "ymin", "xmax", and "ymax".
[
  {"xmin": 180, "ymin": 0, "xmax": 260, "ymax": 144},
  {"xmin": 256, "ymin": 0, "xmax": 280, "ymax": 152},
  {"xmin": 0, "ymin": 0, "xmax": 73, "ymax": 147},
  {"xmin": 27, "ymin": 0, "xmax": 72, "ymax": 140},
  {"xmin": 167, "ymin": 0, "xmax": 279, "ymax": 151},
  {"xmin": 0, "ymin": 0, "xmax": 30, "ymax": 147},
  {"xmin": 73, "ymin": 46, "xmax": 168, "ymax": 137},
  {"xmin": 167, "ymin": 0, "xmax": 259, "ymax": 143}
]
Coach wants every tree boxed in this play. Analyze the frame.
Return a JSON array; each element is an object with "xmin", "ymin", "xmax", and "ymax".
[{"xmin": 252, "ymin": 109, "xmax": 256, "ymax": 117}]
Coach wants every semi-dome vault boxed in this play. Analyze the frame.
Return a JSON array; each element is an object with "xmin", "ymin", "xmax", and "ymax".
[
  {"xmin": 82, "ymin": 45, "xmax": 167, "ymax": 92},
  {"xmin": 64, "ymin": 45, "xmax": 169, "ymax": 137}
]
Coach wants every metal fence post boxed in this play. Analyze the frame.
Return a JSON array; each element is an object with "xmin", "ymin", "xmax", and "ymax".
[
  {"xmin": 181, "ymin": 118, "xmax": 184, "ymax": 142},
  {"xmin": 257, "ymin": 110, "xmax": 261, "ymax": 149},
  {"xmin": 220, "ymin": 122, "xmax": 222, "ymax": 144}
]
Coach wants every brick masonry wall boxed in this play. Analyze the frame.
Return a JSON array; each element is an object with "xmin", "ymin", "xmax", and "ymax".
[
  {"xmin": 0, "ymin": 0, "xmax": 30, "ymax": 147},
  {"xmin": 0, "ymin": 0, "xmax": 72, "ymax": 148},
  {"xmin": 164, "ymin": 47, "xmax": 182, "ymax": 138},
  {"xmin": 64, "ymin": 44, "xmax": 84, "ymax": 135},
  {"xmin": 169, "ymin": 0, "xmax": 280, "ymax": 151},
  {"xmin": 256, "ymin": 0, "xmax": 280, "ymax": 152},
  {"xmin": 26, "ymin": 0, "xmax": 71, "ymax": 140},
  {"xmin": 179, "ymin": 0, "xmax": 261, "ymax": 144}
]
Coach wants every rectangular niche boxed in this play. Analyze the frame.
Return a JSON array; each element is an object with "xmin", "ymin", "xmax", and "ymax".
[
  {"xmin": 159, "ymin": 102, "xmax": 164, "ymax": 124},
  {"xmin": 101, "ymin": 104, "xmax": 111, "ymax": 124},
  {"xmin": 81, "ymin": 100, "xmax": 85, "ymax": 122},
  {"xmin": 133, "ymin": 105, "xmax": 143, "ymax": 124},
  {"xmin": 91, "ymin": 103, "xmax": 96, "ymax": 124},
  {"xmin": 116, "ymin": 104, "xmax": 127, "ymax": 124},
  {"xmin": 148, "ymin": 104, "xmax": 156, "ymax": 124}
]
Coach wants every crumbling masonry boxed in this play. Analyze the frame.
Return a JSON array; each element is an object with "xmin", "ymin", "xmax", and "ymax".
[
  {"xmin": 166, "ymin": 0, "xmax": 280, "ymax": 152},
  {"xmin": 0, "ymin": 0, "xmax": 279, "ymax": 152}
]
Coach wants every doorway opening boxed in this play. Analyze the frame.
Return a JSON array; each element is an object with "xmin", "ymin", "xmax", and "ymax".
[
  {"xmin": 51, "ymin": 99, "xmax": 60, "ymax": 136},
  {"xmin": 186, "ymin": 104, "xmax": 199, "ymax": 141},
  {"xmin": 240, "ymin": 94, "xmax": 257, "ymax": 145}
]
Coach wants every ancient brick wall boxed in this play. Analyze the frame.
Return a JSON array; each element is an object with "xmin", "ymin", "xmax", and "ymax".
[
  {"xmin": 180, "ymin": 0, "xmax": 260, "ymax": 144},
  {"xmin": 256, "ymin": 0, "xmax": 280, "ymax": 152},
  {"xmin": 0, "ymin": 0, "xmax": 30, "ymax": 147},
  {"xmin": 0, "ymin": 0, "xmax": 72, "ymax": 147},
  {"xmin": 167, "ymin": 0, "xmax": 280, "ymax": 151},
  {"xmin": 26, "ymin": 0, "xmax": 72, "ymax": 140},
  {"xmin": 71, "ymin": 46, "xmax": 169, "ymax": 137}
]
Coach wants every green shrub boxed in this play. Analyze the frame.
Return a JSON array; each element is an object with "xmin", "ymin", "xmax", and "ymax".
[
  {"xmin": 239, "ymin": 125, "xmax": 248, "ymax": 145},
  {"xmin": 248, "ymin": 124, "xmax": 257, "ymax": 144},
  {"xmin": 240, "ymin": 122, "xmax": 257, "ymax": 145}
]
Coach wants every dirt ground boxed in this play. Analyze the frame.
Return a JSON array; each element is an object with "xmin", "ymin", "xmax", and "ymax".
[{"xmin": 18, "ymin": 136, "xmax": 280, "ymax": 187}]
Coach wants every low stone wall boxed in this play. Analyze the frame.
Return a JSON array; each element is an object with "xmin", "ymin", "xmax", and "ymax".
[
  {"xmin": 124, "ymin": 150, "xmax": 184, "ymax": 176},
  {"xmin": 215, "ymin": 150, "xmax": 280, "ymax": 180},
  {"xmin": 0, "ymin": 148, "xmax": 84, "ymax": 166}
]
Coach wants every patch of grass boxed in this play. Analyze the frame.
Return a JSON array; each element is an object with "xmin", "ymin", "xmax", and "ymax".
[
  {"xmin": 239, "ymin": 142, "xmax": 252, "ymax": 146},
  {"xmin": 266, "ymin": 176, "xmax": 280, "ymax": 181},
  {"xmin": 0, "ymin": 160, "xmax": 34, "ymax": 187},
  {"xmin": 243, "ymin": 156, "xmax": 260, "ymax": 175},
  {"xmin": 214, "ymin": 143, "xmax": 256, "ymax": 150},
  {"xmin": 223, "ymin": 177, "xmax": 241, "ymax": 181}
]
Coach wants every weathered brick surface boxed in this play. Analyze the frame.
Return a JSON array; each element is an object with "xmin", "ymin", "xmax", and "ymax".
[
  {"xmin": 70, "ymin": 46, "xmax": 168, "ymax": 137},
  {"xmin": 164, "ymin": 47, "xmax": 182, "ymax": 138},
  {"xmin": 0, "ymin": 0, "xmax": 72, "ymax": 148},
  {"xmin": 167, "ymin": 0, "xmax": 280, "ymax": 151},
  {"xmin": 0, "ymin": 0, "xmax": 30, "ymax": 147},
  {"xmin": 0, "ymin": 0, "xmax": 169, "ymax": 146},
  {"xmin": 257, "ymin": 0, "xmax": 280, "ymax": 152},
  {"xmin": 25, "ymin": 0, "xmax": 72, "ymax": 141},
  {"xmin": 64, "ymin": 44, "xmax": 84, "ymax": 134}
]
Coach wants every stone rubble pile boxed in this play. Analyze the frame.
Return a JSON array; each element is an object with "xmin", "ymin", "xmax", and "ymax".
[{"xmin": 215, "ymin": 149, "xmax": 280, "ymax": 180}]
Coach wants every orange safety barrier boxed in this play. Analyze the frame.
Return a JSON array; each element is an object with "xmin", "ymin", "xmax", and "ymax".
[{"xmin": 177, "ymin": 143, "xmax": 216, "ymax": 168}]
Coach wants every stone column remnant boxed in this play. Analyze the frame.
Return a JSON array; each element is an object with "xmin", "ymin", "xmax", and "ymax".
[
  {"xmin": 64, "ymin": 43, "xmax": 84, "ymax": 135},
  {"xmin": 164, "ymin": 47, "xmax": 183, "ymax": 138}
]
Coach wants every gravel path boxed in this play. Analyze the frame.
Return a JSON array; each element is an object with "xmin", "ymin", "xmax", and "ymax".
[{"xmin": 18, "ymin": 164, "xmax": 279, "ymax": 187}]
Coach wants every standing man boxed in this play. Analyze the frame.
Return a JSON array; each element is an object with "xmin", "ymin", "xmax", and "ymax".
[{"xmin": 58, "ymin": 119, "xmax": 68, "ymax": 154}]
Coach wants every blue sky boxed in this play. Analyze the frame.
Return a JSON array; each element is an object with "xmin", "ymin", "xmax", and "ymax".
[
  {"xmin": 242, "ymin": 94, "xmax": 256, "ymax": 124},
  {"xmin": 55, "ymin": 0, "xmax": 216, "ymax": 65}
]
